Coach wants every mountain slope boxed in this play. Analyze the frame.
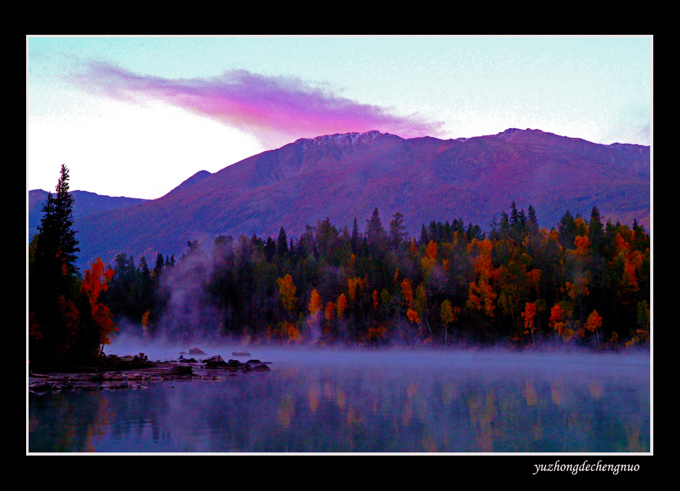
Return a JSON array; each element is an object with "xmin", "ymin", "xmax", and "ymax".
[
  {"xmin": 28, "ymin": 189, "xmax": 149, "ymax": 239},
  {"xmin": 72, "ymin": 128, "xmax": 650, "ymax": 270}
]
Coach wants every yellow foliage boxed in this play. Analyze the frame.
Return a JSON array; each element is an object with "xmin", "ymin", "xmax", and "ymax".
[{"xmin": 277, "ymin": 274, "xmax": 297, "ymax": 312}]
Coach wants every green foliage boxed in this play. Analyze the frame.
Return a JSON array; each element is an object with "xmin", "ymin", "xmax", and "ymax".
[
  {"xmin": 102, "ymin": 202, "xmax": 648, "ymax": 349},
  {"xmin": 33, "ymin": 185, "xmax": 650, "ymax": 351},
  {"xmin": 29, "ymin": 166, "xmax": 118, "ymax": 366}
]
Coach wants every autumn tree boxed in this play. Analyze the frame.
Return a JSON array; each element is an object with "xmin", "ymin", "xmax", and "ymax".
[
  {"xmin": 466, "ymin": 239, "xmax": 497, "ymax": 332},
  {"xmin": 401, "ymin": 278, "xmax": 414, "ymax": 310},
  {"xmin": 584, "ymin": 310, "xmax": 602, "ymax": 348},
  {"xmin": 440, "ymin": 299, "xmax": 459, "ymax": 345},
  {"xmin": 549, "ymin": 303, "xmax": 566, "ymax": 344},
  {"xmin": 277, "ymin": 274, "xmax": 297, "ymax": 313},
  {"xmin": 307, "ymin": 288, "xmax": 323, "ymax": 334},
  {"xmin": 521, "ymin": 302, "xmax": 537, "ymax": 347},
  {"xmin": 336, "ymin": 293, "xmax": 348, "ymax": 319},
  {"xmin": 324, "ymin": 301, "xmax": 335, "ymax": 340},
  {"xmin": 76, "ymin": 258, "xmax": 118, "ymax": 360}
]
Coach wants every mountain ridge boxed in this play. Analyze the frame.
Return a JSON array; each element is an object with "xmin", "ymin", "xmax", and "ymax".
[
  {"xmin": 30, "ymin": 128, "xmax": 650, "ymax": 271},
  {"xmin": 28, "ymin": 189, "xmax": 149, "ymax": 239}
]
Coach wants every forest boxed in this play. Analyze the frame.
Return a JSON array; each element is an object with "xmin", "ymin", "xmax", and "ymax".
[{"xmin": 29, "ymin": 165, "xmax": 651, "ymax": 367}]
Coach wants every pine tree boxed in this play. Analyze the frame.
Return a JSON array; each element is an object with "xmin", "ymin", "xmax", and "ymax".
[
  {"xmin": 365, "ymin": 207, "xmax": 388, "ymax": 257},
  {"xmin": 29, "ymin": 165, "xmax": 82, "ymax": 365},
  {"xmin": 389, "ymin": 212, "xmax": 407, "ymax": 251},
  {"xmin": 588, "ymin": 206, "xmax": 605, "ymax": 253},
  {"xmin": 35, "ymin": 164, "xmax": 80, "ymax": 279},
  {"xmin": 351, "ymin": 217, "xmax": 360, "ymax": 253},
  {"xmin": 527, "ymin": 205, "xmax": 539, "ymax": 236},
  {"xmin": 277, "ymin": 227, "xmax": 289, "ymax": 256}
]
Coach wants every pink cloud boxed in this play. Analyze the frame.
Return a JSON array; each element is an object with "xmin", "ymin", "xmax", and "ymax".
[{"xmin": 67, "ymin": 61, "xmax": 446, "ymax": 148}]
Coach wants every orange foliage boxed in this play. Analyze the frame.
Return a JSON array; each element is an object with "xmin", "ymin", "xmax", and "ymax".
[
  {"xmin": 325, "ymin": 301, "xmax": 335, "ymax": 322},
  {"xmin": 466, "ymin": 282, "xmax": 482, "ymax": 311},
  {"xmin": 307, "ymin": 289, "xmax": 323, "ymax": 331},
  {"xmin": 277, "ymin": 274, "xmax": 297, "ymax": 312},
  {"xmin": 549, "ymin": 304, "xmax": 565, "ymax": 337},
  {"xmin": 336, "ymin": 293, "xmax": 348, "ymax": 318},
  {"xmin": 372, "ymin": 289, "xmax": 379, "ymax": 310},
  {"xmin": 467, "ymin": 280, "xmax": 496, "ymax": 318},
  {"xmin": 401, "ymin": 278, "xmax": 414, "ymax": 309},
  {"xmin": 585, "ymin": 310, "xmax": 602, "ymax": 333},
  {"xmin": 308, "ymin": 289, "xmax": 322, "ymax": 316},
  {"xmin": 574, "ymin": 235, "xmax": 590, "ymax": 256},
  {"xmin": 407, "ymin": 308, "xmax": 420, "ymax": 324},
  {"xmin": 81, "ymin": 258, "xmax": 114, "ymax": 309},
  {"xmin": 425, "ymin": 240, "xmax": 437, "ymax": 260},
  {"xmin": 282, "ymin": 321, "xmax": 301, "ymax": 343},
  {"xmin": 421, "ymin": 241, "xmax": 438, "ymax": 273},
  {"xmin": 521, "ymin": 302, "xmax": 537, "ymax": 333},
  {"xmin": 81, "ymin": 258, "xmax": 117, "ymax": 348},
  {"xmin": 348, "ymin": 277, "xmax": 365, "ymax": 302}
]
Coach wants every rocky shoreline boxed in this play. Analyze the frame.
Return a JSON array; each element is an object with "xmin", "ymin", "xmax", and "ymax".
[{"xmin": 28, "ymin": 350, "xmax": 272, "ymax": 395}]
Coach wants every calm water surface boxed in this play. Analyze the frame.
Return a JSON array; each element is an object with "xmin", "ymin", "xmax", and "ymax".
[{"xmin": 28, "ymin": 347, "xmax": 650, "ymax": 453}]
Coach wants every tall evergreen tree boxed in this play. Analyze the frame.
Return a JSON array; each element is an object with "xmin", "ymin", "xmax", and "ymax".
[
  {"xmin": 351, "ymin": 217, "xmax": 360, "ymax": 253},
  {"xmin": 277, "ymin": 227, "xmax": 288, "ymax": 256},
  {"xmin": 527, "ymin": 205, "xmax": 539, "ymax": 236},
  {"xmin": 588, "ymin": 206, "xmax": 605, "ymax": 253},
  {"xmin": 35, "ymin": 164, "xmax": 80, "ymax": 279},
  {"xmin": 389, "ymin": 212, "xmax": 407, "ymax": 251},
  {"xmin": 365, "ymin": 207, "xmax": 387, "ymax": 250},
  {"xmin": 510, "ymin": 201, "xmax": 519, "ymax": 226},
  {"xmin": 29, "ymin": 165, "xmax": 82, "ymax": 365}
]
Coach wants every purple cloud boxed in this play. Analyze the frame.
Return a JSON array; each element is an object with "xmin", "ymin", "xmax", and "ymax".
[{"xmin": 67, "ymin": 61, "xmax": 446, "ymax": 147}]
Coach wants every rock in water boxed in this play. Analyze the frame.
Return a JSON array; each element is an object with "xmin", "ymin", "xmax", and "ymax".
[
  {"xmin": 204, "ymin": 355, "xmax": 228, "ymax": 368},
  {"xmin": 167, "ymin": 365, "xmax": 193, "ymax": 375}
]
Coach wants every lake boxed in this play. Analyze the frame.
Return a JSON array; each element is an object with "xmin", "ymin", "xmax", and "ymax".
[{"xmin": 27, "ymin": 345, "xmax": 650, "ymax": 454}]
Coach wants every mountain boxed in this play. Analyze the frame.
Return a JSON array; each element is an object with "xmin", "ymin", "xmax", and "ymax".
[
  {"xmin": 28, "ymin": 190, "xmax": 149, "ymax": 240},
  {"xmin": 66, "ymin": 128, "xmax": 649, "ymax": 271}
]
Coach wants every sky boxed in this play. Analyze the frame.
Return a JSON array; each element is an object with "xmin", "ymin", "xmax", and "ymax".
[{"xmin": 27, "ymin": 35, "xmax": 652, "ymax": 200}]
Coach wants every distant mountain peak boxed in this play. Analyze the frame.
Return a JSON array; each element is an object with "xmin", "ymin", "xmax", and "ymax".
[
  {"xmin": 493, "ymin": 127, "xmax": 545, "ymax": 141},
  {"xmin": 169, "ymin": 170, "xmax": 213, "ymax": 195},
  {"xmin": 295, "ymin": 130, "xmax": 386, "ymax": 149}
]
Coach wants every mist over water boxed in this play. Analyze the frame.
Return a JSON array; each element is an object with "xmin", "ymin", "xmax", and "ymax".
[
  {"xmin": 31, "ymin": 333, "xmax": 650, "ymax": 453},
  {"xmin": 105, "ymin": 331, "xmax": 649, "ymax": 376}
]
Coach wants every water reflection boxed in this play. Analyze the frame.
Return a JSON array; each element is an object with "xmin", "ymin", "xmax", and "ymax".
[{"xmin": 28, "ymin": 348, "xmax": 650, "ymax": 453}]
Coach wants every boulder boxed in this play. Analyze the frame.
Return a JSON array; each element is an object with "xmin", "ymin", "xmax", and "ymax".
[
  {"xmin": 204, "ymin": 355, "xmax": 228, "ymax": 368},
  {"xmin": 246, "ymin": 362, "xmax": 271, "ymax": 372},
  {"xmin": 166, "ymin": 365, "xmax": 193, "ymax": 376}
]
